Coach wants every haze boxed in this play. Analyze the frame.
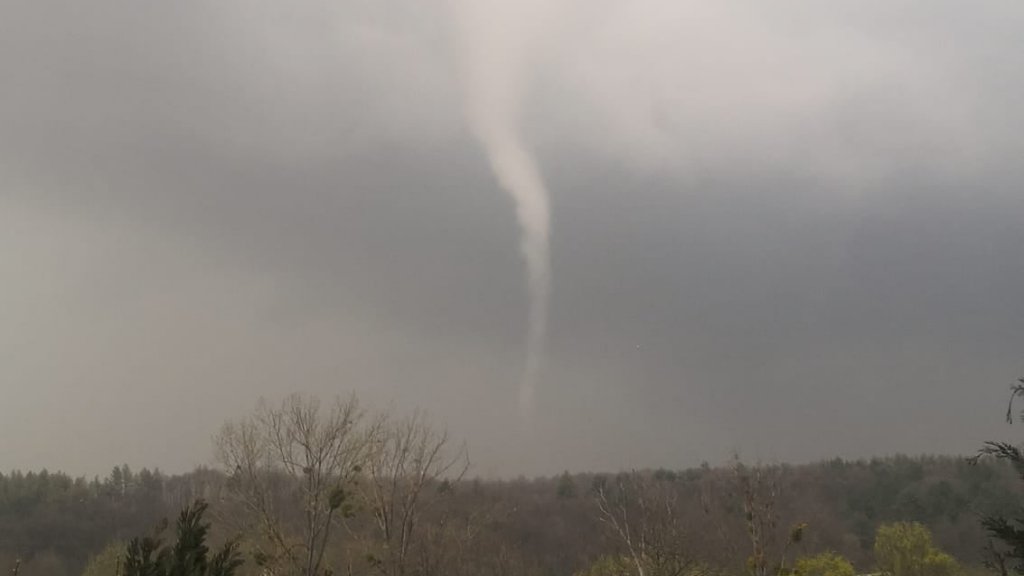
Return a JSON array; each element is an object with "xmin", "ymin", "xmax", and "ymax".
[{"xmin": 2, "ymin": 0, "xmax": 1023, "ymax": 478}]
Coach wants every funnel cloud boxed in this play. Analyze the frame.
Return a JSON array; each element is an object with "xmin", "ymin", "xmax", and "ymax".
[{"xmin": 452, "ymin": 0, "xmax": 554, "ymax": 414}]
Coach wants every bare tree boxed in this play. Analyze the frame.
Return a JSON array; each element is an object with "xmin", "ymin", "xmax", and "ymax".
[
  {"xmin": 215, "ymin": 394, "xmax": 371, "ymax": 576},
  {"xmin": 359, "ymin": 410, "xmax": 469, "ymax": 576},
  {"xmin": 725, "ymin": 461, "xmax": 804, "ymax": 576},
  {"xmin": 410, "ymin": 496, "xmax": 512, "ymax": 576},
  {"xmin": 592, "ymin": 471, "xmax": 704, "ymax": 576}
]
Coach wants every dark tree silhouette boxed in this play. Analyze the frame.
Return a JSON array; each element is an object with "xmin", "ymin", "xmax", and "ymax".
[
  {"xmin": 975, "ymin": 380, "xmax": 1024, "ymax": 575},
  {"xmin": 124, "ymin": 500, "xmax": 242, "ymax": 576}
]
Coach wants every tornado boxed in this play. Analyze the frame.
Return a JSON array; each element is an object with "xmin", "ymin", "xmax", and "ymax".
[{"xmin": 451, "ymin": 0, "xmax": 553, "ymax": 415}]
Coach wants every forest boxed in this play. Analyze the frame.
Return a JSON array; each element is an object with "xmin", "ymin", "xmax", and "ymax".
[
  {"xmin": 1, "ymin": 393, "xmax": 1023, "ymax": 576},
  {"xmin": 5, "ymin": 0, "xmax": 1023, "ymax": 574}
]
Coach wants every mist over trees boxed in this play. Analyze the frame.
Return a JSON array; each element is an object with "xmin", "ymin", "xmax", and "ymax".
[{"xmin": 1, "ymin": 391, "xmax": 1021, "ymax": 576}]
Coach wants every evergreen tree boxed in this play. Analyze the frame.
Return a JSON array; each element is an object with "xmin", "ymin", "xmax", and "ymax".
[
  {"xmin": 124, "ymin": 500, "xmax": 242, "ymax": 576},
  {"xmin": 557, "ymin": 471, "xmax": 578, "ymax": 500},
  {"xmin": 976, "ymin": 380, "xmax": 1024, "ymax": 575}
]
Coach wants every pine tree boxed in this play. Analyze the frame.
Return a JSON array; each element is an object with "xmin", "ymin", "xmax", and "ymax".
[
  {"xmin": 124, "ymin": 500, "xmax": 242, "ymax": 576},
  {"xmin": 975, "ymin": 380, "xmax": 1024, "ymax": 575}
]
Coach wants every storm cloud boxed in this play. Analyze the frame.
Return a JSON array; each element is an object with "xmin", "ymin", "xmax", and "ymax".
[{"xmin": 1, "ymin": 0, "xmax": 1023, "ymax": 476}]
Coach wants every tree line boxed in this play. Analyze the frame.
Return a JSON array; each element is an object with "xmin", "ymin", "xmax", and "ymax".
[{"xmin": 2, "ymin": 390, "xmax": 1024, "ymax": 576}]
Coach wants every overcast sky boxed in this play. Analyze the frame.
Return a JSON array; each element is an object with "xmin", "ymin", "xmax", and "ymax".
[{"xmin": 2, "ymin": 0, "xmax": 1023, "ymax": 478}]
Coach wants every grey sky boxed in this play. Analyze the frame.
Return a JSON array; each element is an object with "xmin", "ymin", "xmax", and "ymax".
[{"xmin": 1, "ymin": 0, "xmax": 1023, "ymax": 477}]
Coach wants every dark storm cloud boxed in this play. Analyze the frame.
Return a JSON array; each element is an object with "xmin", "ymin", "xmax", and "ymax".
[{"xmin": 1, "ymin": 0, "xmax": 1023, "ymax": 476}]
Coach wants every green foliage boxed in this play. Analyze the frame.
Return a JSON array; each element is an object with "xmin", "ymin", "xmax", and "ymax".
[
  {"xmin": 874, "ymin": 522, "xmax": 961, "ymax": 576},
  {"xmin": 922, "ymin": 551, "xmax": 961, "ymax": 576},
  {"xmin": 573, "ymin": 555, "xmax": 635, "ymax": 576},
  {"xmin": 81, "ymin": 542, "xmax": 126, "ymax": 576},
  {"xmin": 123, "ymin": 500, "xmax": 242, "ymax": 576},
  {"xmin": 557, "ymin": 471, "xmax": 578, "ymax": 500},
  {"xmin": 793, "ymin": 552, "xmax": 854, "ymax": 576},
  {"xmin": 0, "ymin": 467, "xmax": 174, "ymax": 576}
]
